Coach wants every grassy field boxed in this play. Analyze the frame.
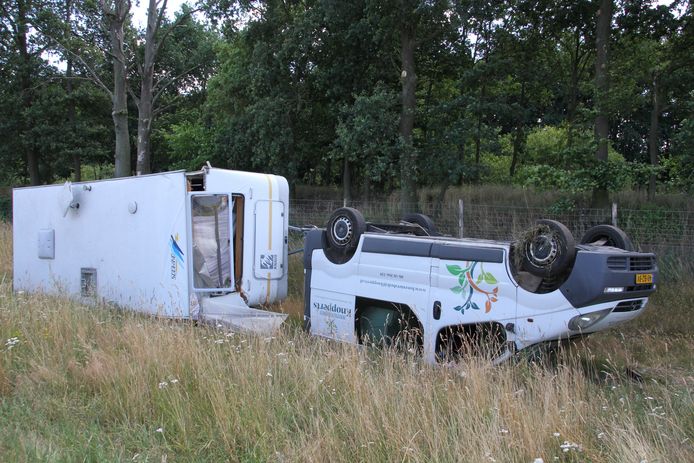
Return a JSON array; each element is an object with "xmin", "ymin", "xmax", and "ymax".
[{"xmin": 1, "ymin": 223, "xmax": 693, "ymax": 462}]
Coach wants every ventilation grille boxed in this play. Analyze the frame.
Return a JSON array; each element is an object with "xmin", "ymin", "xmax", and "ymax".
[
  {"xmin": 80, "ymin": 268, "xmax": 97, "ymax": 298},
  {"xmin": 606, "ymin": 256, "xmax": 655, "ymax": 271},
  {"xmin": 613, "ymin": 300, "xmax": 644, "ymax": 313}
]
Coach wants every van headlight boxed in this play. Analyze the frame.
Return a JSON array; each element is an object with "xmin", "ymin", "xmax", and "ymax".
[{"xmin": 568, "ymin": 308, "xmax": 613, "ymax": 331}]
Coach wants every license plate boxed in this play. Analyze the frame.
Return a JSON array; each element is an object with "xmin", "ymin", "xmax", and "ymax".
[{"xmin": 635, "ymin": 273, "xmax": 653, "ymax": 284}]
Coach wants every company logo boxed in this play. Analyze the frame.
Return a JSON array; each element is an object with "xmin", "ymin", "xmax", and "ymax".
[
  {"xmin": 313, "ymin": 301, "xmax": 352, "ymax": 320},
  {"xmin": 260, "ymin": 254, "xmax": 277, "ymax": 270},
  {"xmin": 447, "ymin": 261, "xmax": 499, "ymax": 314},
  {"xmin": 169, "ymin": 234, "xmax": 184, "ymax": 280}
]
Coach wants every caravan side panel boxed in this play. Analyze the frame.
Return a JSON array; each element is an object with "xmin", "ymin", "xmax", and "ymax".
[{"xmin": 13, "ymin": 172, "xmax": 190, "ymax": 317}]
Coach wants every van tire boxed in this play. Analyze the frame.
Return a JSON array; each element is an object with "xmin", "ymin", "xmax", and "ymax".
[
  {"xmin": 521, "ymin": 219, "xmax": 576, "ymax": 278},
  {"xmin": 324, "ymin": 207, "xmax": 366, "ymax": 264},
  {"xmin": 580, "ymin": 224, "xmax": 635, "ymax": 251},
  {"xmin": 402, "ymin": 213, "xmax": 439, "ymax": 236}
]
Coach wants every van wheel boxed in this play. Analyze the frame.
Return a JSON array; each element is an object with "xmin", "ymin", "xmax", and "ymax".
[
  {"xmin": 324, "ymin": 207, "xmax": 366, "ymax": 264},
  {"xmin": 580, "ymin": 224, "xmax": 634, "ymax": 251},
  {"xmin": 401, "ymin": 213, "xmax": 439, "ymax": 236},
  {"xmin": 521, "ymin": 219, "xmax": 576, "ymax": 278}
]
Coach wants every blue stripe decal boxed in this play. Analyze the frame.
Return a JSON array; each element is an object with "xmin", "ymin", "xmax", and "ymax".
[{"xmin": 170, "ymin": 235, "xmax": 184, "ymax": 264}]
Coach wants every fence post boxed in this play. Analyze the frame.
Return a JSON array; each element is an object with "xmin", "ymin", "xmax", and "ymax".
[
  {"xmin": 611, "ymin": 202, "xmax": 618, "ymax": 227},
  {"xmin": 458, "ymin": 199, "xmax": 464, "ymax": 238}
]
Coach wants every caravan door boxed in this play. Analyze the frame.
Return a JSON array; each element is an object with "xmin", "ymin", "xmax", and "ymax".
[{"xmin": 188, "ymin": 194, "xmax": 235, "ymax": 294}]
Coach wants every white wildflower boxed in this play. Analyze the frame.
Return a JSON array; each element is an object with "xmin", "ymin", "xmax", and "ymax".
[
  {"xmin": 532, "ymin": 459, "xmax": 544, "ymax": 463},
  {"xmin": 158, "ymin": 381, "xmax": 168, "ymax": 389},
  {"xmin": 156, "ymin": 427, "xmax": 164, "ymax": 433},
  {"xmin": 553, "ymin": 432, "xmax": 560, "ymax": 437},
  {"xmin": 559, "ymin": 441, "xmax": 581, "ymax": 452}
]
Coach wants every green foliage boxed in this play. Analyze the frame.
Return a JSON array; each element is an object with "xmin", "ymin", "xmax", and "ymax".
[
  {"xmin": 0, "ymin": 0, "xmax": 692, "ymax": 205},
  {"xmin": 331, "ymin": 85, "xmax": 399, "ymax": 185},
  {"xmin": 163, "ymin": 115, "xmax": 217, "ymax": 172},
  {"xmin": 479, "ymin": 153, "xmax": 511, "ymax": 184}
]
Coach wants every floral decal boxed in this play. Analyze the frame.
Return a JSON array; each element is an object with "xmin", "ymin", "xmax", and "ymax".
[{"xmin": 447, "ymin": 262, "xmax": 499, "ymax": 314}]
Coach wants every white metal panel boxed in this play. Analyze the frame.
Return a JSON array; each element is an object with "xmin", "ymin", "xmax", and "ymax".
[
  {"xmin": 204, "ymin": 168, "xmax": 289, "ymax": 306},
  {"xmin": 38, "ymin": 229, "xmax": 55, "ymax": 259},
  {"xmin": 13, "ymin": 172, "xmax": 190, "ymax": 317},
  {"xmin": 309, "ymin": 288, "xmax": 356, "ymax": 343}
]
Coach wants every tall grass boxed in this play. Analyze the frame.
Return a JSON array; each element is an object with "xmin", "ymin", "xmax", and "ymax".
[{"xmin": 1, "ymin": 223, "xmax": 693, "ymax": 461}]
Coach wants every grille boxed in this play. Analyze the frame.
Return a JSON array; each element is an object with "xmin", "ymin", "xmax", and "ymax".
[
  {"xmin": 629, "ymin": 256, "xmax": 655, "ymax": 271},
  {"xmin": 607, "ymin": 256, "xmax": 627, "ymax": 270},
  {"xmin": 606, "ymin": 256, "xmax": 655, "ymax": 271},
  {"xmin": 80, "ymin": 268, "xmax": 97, "ymax": 298},
  {"xmin": 613, "ymin": 300, "xmax": 644, "ymax": 313}
]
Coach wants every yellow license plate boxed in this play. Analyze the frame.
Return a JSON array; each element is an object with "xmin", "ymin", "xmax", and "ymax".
[{"xmin": 635, "ymin": 273, "xmax": 653, "ymax": 284}]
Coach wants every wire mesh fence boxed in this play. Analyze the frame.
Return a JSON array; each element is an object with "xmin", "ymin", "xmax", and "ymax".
[{"xmin": 289, "ymin": 199, "xmax": 694, "ymax": 276}]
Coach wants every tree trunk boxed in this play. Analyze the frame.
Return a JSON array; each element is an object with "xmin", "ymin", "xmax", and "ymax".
[
  {"xmin": 399, "ymin": 23, "xmax": 417, "ymax": 213},
  {"xmin": 106, "ymin": 0, "xmax": 131, "ymax": 178},
  {"xmin": 648, "ymin": 74, "xmax": 660, "ymax": 200},
  {"xmin": 66, "ymin": 0, "xmax": 81, "ymax": 182},
  {"xmin": 510, "ymin": 82, "xmax": 526, "ymax": 177},
  {"xmin": 591, "ymin": 0, "xmax": 612, "ymax": 209},
  {"xmin": 136, "ymin": 0, "xmax": 162, "ymax": 175},
  {"xmin": 16, "ymin": 0, "xmax": 40, "ymax": 185},
  {"xmin": 567, "ymin": 30, "xmax": 581, "ymax": 147}
]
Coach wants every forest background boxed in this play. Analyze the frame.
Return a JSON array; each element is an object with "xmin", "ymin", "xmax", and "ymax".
[{"xmin": 1, "ymin": 0, "xmax": 693, "ymax": 212}]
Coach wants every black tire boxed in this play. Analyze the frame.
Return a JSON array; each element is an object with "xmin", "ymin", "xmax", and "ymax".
[
  {"xmin": 580, "ymin": 224, "xmax": 635, "ymax": 251},
  {"xmin": 521, "ymin": 219, "xmax": 576, "ymax": 278},
  {"xmin": 401, "ymin": 213, "xmax": 439, "ymax": 236},
  {"xmin": 323, "ymin": 207, "xmax": 366, "ymax": 264}
]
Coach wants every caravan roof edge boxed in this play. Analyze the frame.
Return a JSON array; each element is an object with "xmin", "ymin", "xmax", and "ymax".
[{"xmin": 12, "ymin": 170, "xmax": 189, "ymax": 191}]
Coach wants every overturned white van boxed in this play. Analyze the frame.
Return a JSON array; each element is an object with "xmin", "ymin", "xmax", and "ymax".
[
  {"xmin": 302, "ymin": 208, "xmax": 659, "ymax": 363},
  {"xmin": 13, "ymin": 167, "xmax": 289, "ymax": 333}
]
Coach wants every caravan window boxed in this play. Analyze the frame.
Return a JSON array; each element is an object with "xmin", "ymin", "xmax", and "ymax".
[{"xmin": 191, "ymin": 195, "xmax": 233, "ymax": 290}]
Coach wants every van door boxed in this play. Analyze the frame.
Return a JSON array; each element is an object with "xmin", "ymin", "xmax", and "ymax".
[{"xmin": 428, "ymin": 244, "xmax": 517, "ymax": 361}]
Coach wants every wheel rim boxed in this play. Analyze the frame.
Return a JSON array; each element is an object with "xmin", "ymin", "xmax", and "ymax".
[
  {"xmin": 331, "ymin": 216, "xmax": 353, "ymax": 246},
  {"xmin": 527, "ymin": 233, "xmax": 558, "ymax": 266}
]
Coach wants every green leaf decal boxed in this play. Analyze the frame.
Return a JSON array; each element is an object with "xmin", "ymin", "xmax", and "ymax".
[
  {"xmin": 476, "ymin": 273, "xmax": 483, "ymax": 285},
  {"xmin": 450, "ymin": 286, "xmax": 464, "ymax": 294},
  {"xmin": 484, "ymin": 272, "xmax": 498, "ymax": 285},
  {"xmin": 458, "ymin": 274, "xmax": 466, "ymax": 286},
  {"xmin": 447, "ymin": 265, "xmax": 463, "ymax": 276}
]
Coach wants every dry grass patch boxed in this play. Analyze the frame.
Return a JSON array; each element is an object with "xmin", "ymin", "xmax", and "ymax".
[{"xmin": 0, "ymin": 283, "xmax": 692, "ymax": 462}]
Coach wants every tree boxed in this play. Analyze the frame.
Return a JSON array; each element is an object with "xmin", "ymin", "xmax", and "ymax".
[
  {"xmin": 0, "ymin": 0, "xmax": 44, "ymax": 184},
  {"xmin": 132, "ymin": 2, "xmax": 207, "ymax": 175},
  {"xmin": 101, "ymin": 0, "xmax": 132, "ymax": 177},
  {"xmin": 592, "ymin": 0, "xmax": 613, "ymax": 207}
]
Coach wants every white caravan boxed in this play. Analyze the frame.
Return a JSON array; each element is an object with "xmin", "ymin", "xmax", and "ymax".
[
  {"xmin": 303, "ymin": 208, "xmax": 658, "ymax": 362},
  {"xmin": 13, "ymin": 167, "xmax": 289, "ymax": 332}
]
